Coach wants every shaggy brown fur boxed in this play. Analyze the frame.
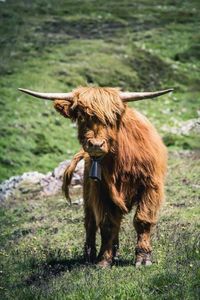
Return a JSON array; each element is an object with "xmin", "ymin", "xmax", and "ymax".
[
  {"xmin": 62, "ymin": 148, "xmax": 85, "ymax": 203},
  {"xmin": 55, "ymin": 87, "xmax": 167, "ymax": 267}
]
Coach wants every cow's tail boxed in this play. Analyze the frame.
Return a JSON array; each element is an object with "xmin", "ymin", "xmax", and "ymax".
[{"xmin": 62, "ymin": 149, "xmax": 85, "ymax": 204}]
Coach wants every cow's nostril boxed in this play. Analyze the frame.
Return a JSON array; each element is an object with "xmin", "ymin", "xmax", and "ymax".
[
  {"xmin": 99, "ymin": 140, "xmax": 105, "ymax": 147},
  {"xmin": 88, "ymin": 140, "xmax": 94, "ymax": 148}
]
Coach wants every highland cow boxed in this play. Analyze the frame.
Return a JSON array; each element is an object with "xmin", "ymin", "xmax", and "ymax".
[{"xmin": 19, "ymin": 86, "xmax": 172, "ymax": 267}]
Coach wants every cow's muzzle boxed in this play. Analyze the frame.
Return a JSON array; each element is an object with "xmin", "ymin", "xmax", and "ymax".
[{"xmin": 86, "ymin": 139, "xmax": 106, "ymax": 157}]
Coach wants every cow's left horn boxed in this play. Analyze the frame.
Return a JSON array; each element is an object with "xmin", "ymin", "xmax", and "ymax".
[
  {"xmin": 120, "ymin": 88, "xmax": 173, "ymax": 102},
  {"xmin": 18, "ymin": 88, "xmax": 73, "ymax": 101}
]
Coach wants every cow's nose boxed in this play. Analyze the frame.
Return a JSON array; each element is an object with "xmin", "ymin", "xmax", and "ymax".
[{"xmin": 88, "ymin": 139, "xmax": 105, "ymax": 148}]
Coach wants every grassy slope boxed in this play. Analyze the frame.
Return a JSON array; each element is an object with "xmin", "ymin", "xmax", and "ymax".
[
  {"xmin": 0, "ymin": 0, "xmax": 200, "ymax": 181},
  {"xmin": 0, "ymin": 153, "xmax": 199, "ymax": 299},
  {"xmin": 0, "ymin": 1, "xmax": 200, "ymax": 299}
]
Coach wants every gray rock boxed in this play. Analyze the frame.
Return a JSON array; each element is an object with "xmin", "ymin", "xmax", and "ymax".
[
  {"xmin": 161, "ymin": 118, "xmax": 200, "ymax": 135},
  {"xmin": 0, "ymin": 159, "xmax": 84, "ymax": 203},
  {"xmin": 178, "ymin": 118, "xmax": 200, "ymax": 135}
]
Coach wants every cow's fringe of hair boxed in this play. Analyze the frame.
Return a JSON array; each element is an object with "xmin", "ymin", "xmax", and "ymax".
[
  {"xmin": 72, "ymin": 86, "xmax": 125, "ymax": 125},
  {"xmin": 62, "ymin": 149, "xmax": 85, "ymax": 204}
]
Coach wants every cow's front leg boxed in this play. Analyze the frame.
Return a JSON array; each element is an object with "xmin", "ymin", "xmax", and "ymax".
[
  {"xmin": 97, "ymin": 213, "xmax": 122, "ymax": 267},
  {"xmin": 84, "ymin": 209, "xmax": 97, "ymax": 263},
  {"xmin": 133, "ymin": 185, "xmax": 163, "ymax": 267}
]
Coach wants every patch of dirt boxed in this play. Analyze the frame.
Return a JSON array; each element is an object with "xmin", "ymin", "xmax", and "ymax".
[
  {"xmin": 35, "ymin": 18, "xmax": 127, "ymax": 40},
  {"xmin": 35, "ymin": 15, "xmax": 176, "ymax": 42}
]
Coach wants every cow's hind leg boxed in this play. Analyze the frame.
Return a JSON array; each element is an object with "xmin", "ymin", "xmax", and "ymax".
[
  {"xmin": 133, "ymin": 185, "xmax": 163, "ymax": 267},
  {"xmin": 97, "ymin": 212, "xmax": 122, "ymax": 267},
  {"xmin": 112, "ymin": 235, "xmax": 119, "ymax": 262}
]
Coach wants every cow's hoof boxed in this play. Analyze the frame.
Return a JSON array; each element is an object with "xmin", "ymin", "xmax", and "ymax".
[
  {"xmin": 144, "ymin": 258, "xmax": 152, "ymax": 266},
  {"xmin": 84, "ymin": 257, "xmax": 96, "ymax": 264},
  {"xmin": 96, "ymin": 259, "xmax": 112, "ymax": 268},
  {"xmin": 85, "ymin": 260, "xmax": 95, "ymax": 265},
  {"xmin": 84, "ymin": 252, "xmax": 96, "ymax": 263},
  {"xmin": 135, "ymin": 249, "xmax": 152, "ymax": 267},
  {"xmin": 135, "ymin": 258, "xmax": 152, "ymax": 268},
  {"xmin": 84, "ymin": 247, "xmax": 96, "ymax": 264}
]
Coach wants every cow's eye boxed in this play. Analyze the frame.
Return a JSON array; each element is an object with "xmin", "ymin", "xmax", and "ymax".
[{"xmin": 78, "ymin": 114, "xmax": 85, "ymax": 123}]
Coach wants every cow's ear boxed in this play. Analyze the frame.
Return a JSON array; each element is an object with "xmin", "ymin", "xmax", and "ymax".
[{"xmin": 54, "ymin": 100, "xmax": 72, "ymax": 118}]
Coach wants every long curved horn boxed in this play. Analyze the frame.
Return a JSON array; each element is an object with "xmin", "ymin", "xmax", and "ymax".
[
  {"xmin": 18, "ymin": 88, "xmax": 73, "ymax": 101},
  {"xmin": 120, "ymin": 88, "xmax": 173, "ymax": 102}
]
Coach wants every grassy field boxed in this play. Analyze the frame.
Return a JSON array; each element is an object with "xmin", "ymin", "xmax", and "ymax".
[
  {"xmin": 0, "ymin": 0, "xmax": 200, "ymax": 299},
  {"xmin": 0, "ymin": 152, "xmax": 199, "ymax": 299}
]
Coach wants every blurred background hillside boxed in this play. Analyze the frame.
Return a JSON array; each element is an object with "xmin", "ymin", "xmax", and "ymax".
[{"xmin": 0, "ymin": 0, "xmax": 199, "ymax": 181}]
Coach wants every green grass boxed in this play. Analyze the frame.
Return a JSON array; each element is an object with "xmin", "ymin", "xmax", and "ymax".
[
  {"xmin": 0, "ymin": 152, "xmax": 199, "ymax": 300},
  {"xmin": 0, "ymin": 0, "xmax": 200, "ymax": 181},
  {"xmin": 0, "ymin": 2, "xmax": 200, "ymax": 298}
]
